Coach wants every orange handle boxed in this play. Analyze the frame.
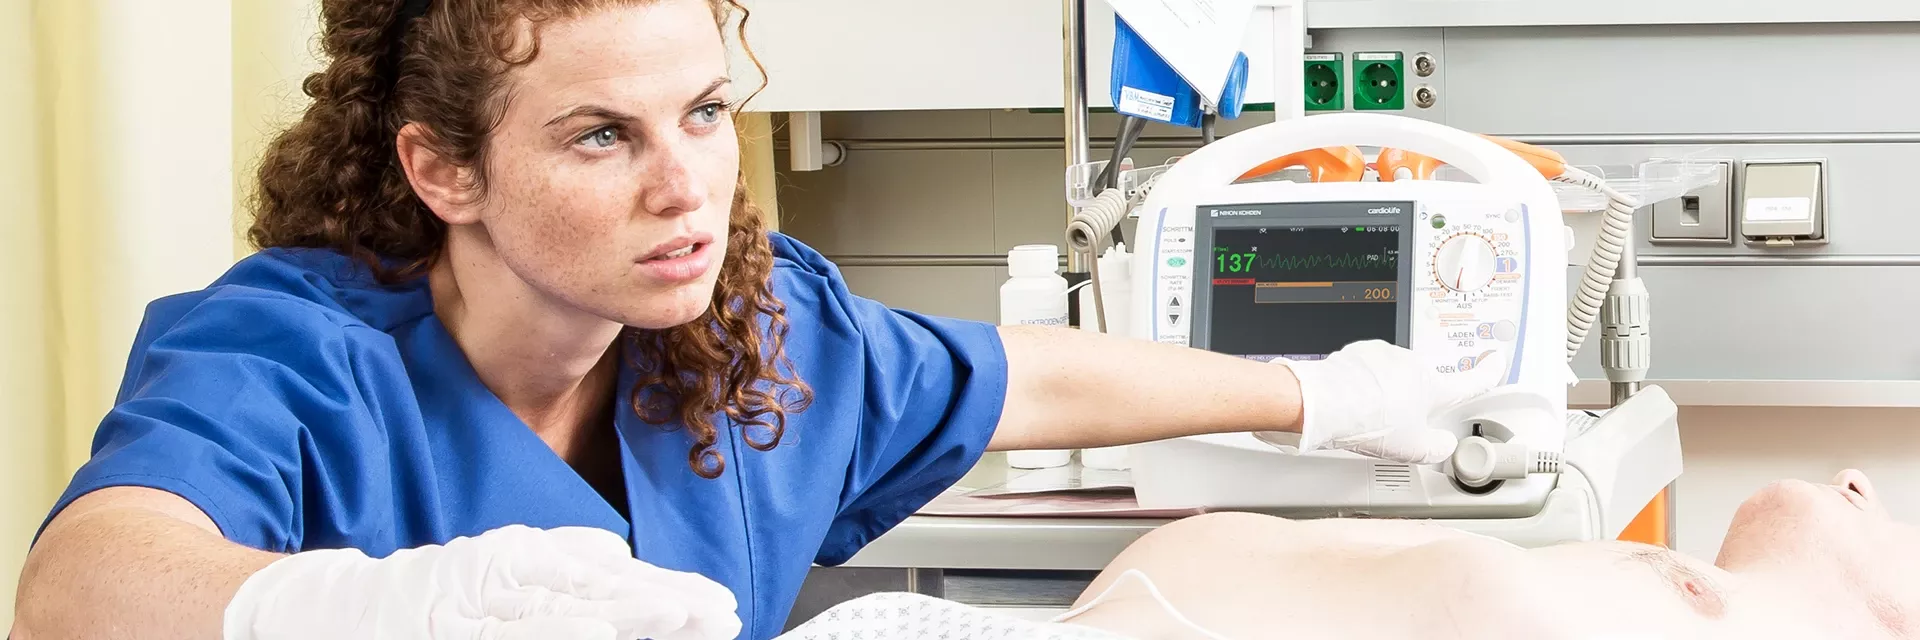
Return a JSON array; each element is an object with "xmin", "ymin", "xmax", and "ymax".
[
  {"xmin": 1477, "ymin": 134, "xmax": 1568, "ymax": 179},
  {"xmin": 1236, "ymin": 146, "xmax": 1366, "ymax": 183},
  {"xmin": 1376, "ymin": 148, "xmax": 1443, "ymax": 182}
]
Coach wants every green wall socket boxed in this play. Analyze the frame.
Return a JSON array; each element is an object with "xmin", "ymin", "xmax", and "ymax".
[
  {"xmin": 1304, "ymin": 53, "xmax": 1344, "ymax": 111},
  {"xmin": 1353, "ymin": 52, "xmax": 1405, "ymax": 110}
]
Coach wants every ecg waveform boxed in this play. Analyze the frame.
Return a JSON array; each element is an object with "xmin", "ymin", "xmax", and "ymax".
[
  {"xmin": 1207, "ymin": 225, "xmax": 1403, "ymax": 358},
  {"xmin": 1213, "ymin": 248, "xmax": 1398, "ymax": 274},
  {"xmin": 1257, "ymin": 253, "xmax": 1397, "ymax": 271}
]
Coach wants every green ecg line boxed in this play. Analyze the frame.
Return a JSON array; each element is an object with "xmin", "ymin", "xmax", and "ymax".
[
  {"xmin": 1216, "ymin": 249, "xmax": 1399, "ymax": 271},
  {"xmin": 1261, "ymin": 254, "xmax": 1399, "ymax": 270}
]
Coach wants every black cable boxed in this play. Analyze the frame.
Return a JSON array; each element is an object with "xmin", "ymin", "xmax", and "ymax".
[{"xmin": 1092, "ymin": 116, "xmax": 1148, "ymax": 191}]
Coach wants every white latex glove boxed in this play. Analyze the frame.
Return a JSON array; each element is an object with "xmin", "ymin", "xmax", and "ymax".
[
  {"xmin": 223, "ymin": 525, "xmax": 740, "ymax": 640},
  {"xmin": 1264, "ymin": 340, "xmax": 1495, "ymax": 465}
]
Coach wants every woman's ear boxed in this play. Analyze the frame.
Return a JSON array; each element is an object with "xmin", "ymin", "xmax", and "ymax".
[{"xmin": 396, "ymin": 122, "xmax": 483, "ymax": 225}]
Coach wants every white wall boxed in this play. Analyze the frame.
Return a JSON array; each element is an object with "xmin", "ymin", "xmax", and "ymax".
[{"xmin": 774, "ymin": 109, "xmax": 1920, "ymax": 561}]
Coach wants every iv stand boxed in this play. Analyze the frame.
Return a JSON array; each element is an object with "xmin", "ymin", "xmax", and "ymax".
[{"xmin": 1062, "ymin": 0, "xmax": 1092, "ymax": 273}]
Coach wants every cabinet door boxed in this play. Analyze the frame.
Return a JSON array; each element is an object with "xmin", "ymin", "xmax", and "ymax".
[
  {"xmin": 729, "ymin": 0, "xmax": 1066, "ymax": 112},
  {"xmin": 728, "ymin": 1, "xmax": 1294, "ymax": 112}
]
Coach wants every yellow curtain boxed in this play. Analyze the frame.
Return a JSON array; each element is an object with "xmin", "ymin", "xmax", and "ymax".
[
  {"xmin": 2, "ymin": 0, "xmax": 60, "ymax": 623},
  {"xmin": 3, "ymin": 1, "xmax": 782, "ymax": 627},
  {"xmin": 739, "ymin": 112, "xmax": 781, "ymax": 230},
  {"xmin": 5, "ymin": 0, "xmax": 286, "ymax": 625}
]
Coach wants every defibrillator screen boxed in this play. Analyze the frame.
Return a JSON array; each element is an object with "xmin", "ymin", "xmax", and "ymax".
[{"xmin": 1204, "ymin": 225, "xmax": 1401, "ymax": 361}]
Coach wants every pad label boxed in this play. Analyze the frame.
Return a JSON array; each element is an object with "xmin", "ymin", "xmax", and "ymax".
[{"xmin": 1119, "ymin": 87, "xmax": 1176, "ymax": 121}]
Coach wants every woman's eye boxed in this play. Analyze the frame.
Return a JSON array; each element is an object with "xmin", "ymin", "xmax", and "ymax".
[
  {"xmin": 691, "ymin": 103, "xmax": 725, "ymax": 125},
  {"xmin": 580, "ymin": 127, "xmax": 619, "ymax": 149}
]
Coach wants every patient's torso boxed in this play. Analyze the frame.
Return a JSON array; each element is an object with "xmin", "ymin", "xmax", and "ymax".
[{"xmin": 1060, "ymin": 513, "xmax": 1826, "ymax": 640}]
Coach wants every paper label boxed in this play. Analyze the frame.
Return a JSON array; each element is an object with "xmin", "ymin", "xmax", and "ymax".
[
  {"xmin": 1744, "ymin": 197, "xmax": 1812, "ymax": 222},
  {"xmin": 1118, "ymin": 86, "xmax": 1177, "ymax": 121}
]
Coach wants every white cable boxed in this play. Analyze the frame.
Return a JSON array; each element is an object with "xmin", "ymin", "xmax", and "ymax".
[
  {"xmin": 1560, "ymin": 457, "xmax": 1606, "ymax": 540},
  {"xmin": 1554, "ymin": 169, "xmax": 1639, "ymax": 363},
  {"xmin": 1049, "ymin": 569, "xmax": 1234, "ymax": 640},
  {"xmin": 1066, "ymin": 188, "xmax": 1132, "ymax": 333}
]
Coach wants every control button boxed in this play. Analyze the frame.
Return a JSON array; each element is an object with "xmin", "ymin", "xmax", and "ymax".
[
  {"xmin": 1168, "ymin": 297, "xmax": 1183, "ymax": 309},
  {"xmin": 1457, "ymin": 349, "xmax": 1498, "ymax": 372},
  {"xmin": 1169, "ymin": 313, "xmax": 1183, "ymax": 326},
  {"xmin": 1493, "ymin": 320, "xmax": 1518, "ymax": 342},
  {"xmin": 1506, "ymin": 209, "xmax": 1521, "ymax": 223},
  {"xmin": 1432, "ymin": 234, "xmax": 1498, "ymax": 292}
]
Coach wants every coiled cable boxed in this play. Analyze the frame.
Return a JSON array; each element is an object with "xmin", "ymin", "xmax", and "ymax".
[
  {"xmin": 1554, "ymin": 168, "xmax": 1640, "ymax": 363},
  {"xmin": 1066, "ymin": 187, "xmax": 1132, "ymax": 333}
]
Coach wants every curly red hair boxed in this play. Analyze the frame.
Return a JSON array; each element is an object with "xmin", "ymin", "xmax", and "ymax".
[{"xmin": 247, "ymin": 0, "xmax": 811, "ymax": 478}]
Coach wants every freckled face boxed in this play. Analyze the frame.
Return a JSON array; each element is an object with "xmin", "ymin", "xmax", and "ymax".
[{"xmin": 474, "ymin": 0, "xmax": 739, "ymax": 329}]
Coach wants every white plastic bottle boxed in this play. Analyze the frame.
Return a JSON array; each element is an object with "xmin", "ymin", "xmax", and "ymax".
[
  {"xmin": 1000, "ymin": 244, "xmax": 1073, "ymax": 469},
  {"xmin": 1077, "ymin": 243, "xmax": 1134, "ymax": 471}
]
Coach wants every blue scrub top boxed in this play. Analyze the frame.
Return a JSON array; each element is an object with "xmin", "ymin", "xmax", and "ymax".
[{"xmin": 42, "ymin": 233, "xmax": 1008, "ymax": 639}]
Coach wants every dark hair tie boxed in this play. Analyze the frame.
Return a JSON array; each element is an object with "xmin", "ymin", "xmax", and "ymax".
[{"xmin": 381, "ymin": 0, "xmax": 432, "ymax": 94}]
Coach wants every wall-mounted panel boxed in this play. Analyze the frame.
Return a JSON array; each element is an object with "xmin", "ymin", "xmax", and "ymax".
[{"xmin": 1437, "ymin": 23, "xmax": 1920, "ymax": 135}]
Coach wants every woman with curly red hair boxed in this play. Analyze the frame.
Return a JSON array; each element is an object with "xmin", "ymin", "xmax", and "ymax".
[{"xmin": 14, "ymin": 1, "xmax": 1478, "ymax": 638}]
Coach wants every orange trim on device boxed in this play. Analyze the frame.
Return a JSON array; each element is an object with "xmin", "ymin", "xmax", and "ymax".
[
  {"xmin": 1376, "ymin": 148, "xmax": 1443, "ymax": 181},
  {"xmin": 1616, "ymin": 487, "xmax": 1671, "ymax": 548},
  {"xmin": 1237, "ymin": 146, "xmax": 1366, "ymax": 183},
  {"xmin": 1477, "ymin": 134, "xmax": 1569, "ymax": 180}
]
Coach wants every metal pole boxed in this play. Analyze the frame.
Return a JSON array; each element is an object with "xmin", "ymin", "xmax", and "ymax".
[{"xmin": 1062, "ymin": 0, "xmax": 1091, "ymax": 272}]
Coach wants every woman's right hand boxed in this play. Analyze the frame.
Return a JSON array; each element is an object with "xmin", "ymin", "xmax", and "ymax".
[
  {"xmin": 1266, "ymin": 340, "xmax": 1496, "ymax": 466},
  {"xmin": 221, "ymin": 524, "xmax": 740, "ymax": 640}
]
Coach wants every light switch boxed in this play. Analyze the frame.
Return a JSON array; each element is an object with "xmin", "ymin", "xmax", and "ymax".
[
  {"xmin": 1651, "ymin": 161, "xmax": 1733, "ymax": 244},
  {"xmin": 1739, "ymin": 160, "xmax": 1827, "ymax": 246}
]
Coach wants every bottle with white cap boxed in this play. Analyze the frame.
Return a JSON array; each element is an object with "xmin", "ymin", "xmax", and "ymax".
[{"xmin": 1000, "ymin": 244, "xmax": 1072, "ymax": 469}]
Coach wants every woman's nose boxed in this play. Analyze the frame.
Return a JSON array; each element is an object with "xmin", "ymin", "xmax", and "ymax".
[{"xmin": 641, "ymin": 147, "xmax": 708, "ymax": 216}]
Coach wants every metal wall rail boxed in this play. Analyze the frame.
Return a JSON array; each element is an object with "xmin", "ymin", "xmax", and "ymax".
[
  {"xmin": 824, "ymin": 254, "xmax": 1920, "ymax": 268},
  {"xmin": 776, "ymin": 132, "xmax": 1920, "ymax": 154}
]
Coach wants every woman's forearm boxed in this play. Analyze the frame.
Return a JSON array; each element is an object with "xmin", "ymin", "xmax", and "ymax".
[
  {"xmin": 13, "ymin": 487, "xmax": 283, "ymax": 640},
  {"xmin": 989, "ymin": 325, "xmax": 1304, "ymax": 452}
]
